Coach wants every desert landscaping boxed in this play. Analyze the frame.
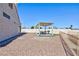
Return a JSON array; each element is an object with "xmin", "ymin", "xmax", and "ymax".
[
  {"xmin": 0, "ymin": 3, "xmax": 79, "ymax": 56},
  {"xmin": 0, "ymin": 29, "xmax": 79, "ymax": 56}
]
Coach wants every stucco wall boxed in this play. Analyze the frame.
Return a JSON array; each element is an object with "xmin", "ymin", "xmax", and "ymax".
[
  {"xmin": 0, "ymin": 3, "xmax": 21, "ymax": 42},
  {"xmin": 21, "ymin": 29, "xmax": 79, "ymax": 35},
  {"xmin": 21, "ymin": 29, "xmax": 64, "ymax": 34}
]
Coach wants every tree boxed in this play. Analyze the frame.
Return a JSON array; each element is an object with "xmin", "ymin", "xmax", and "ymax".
[
  {"xmin": 31, "ymin": 26, "xmax": 34, "ymax": 29},
  {"xmin": 65, "ymin": 27, "xmax": 69, "ymax": 29},
  {"xmin": 40, "ymin": 27, "xmax": 42, "ymax": 29},
  {"xmin": 69, "ymin": 25, "xmax": 73, "ymax": 30}
]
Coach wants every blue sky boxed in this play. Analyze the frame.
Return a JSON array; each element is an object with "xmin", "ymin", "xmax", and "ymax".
[{"xmin": 17, "ymin": 3, "xmax": 79, "ymax": 28}]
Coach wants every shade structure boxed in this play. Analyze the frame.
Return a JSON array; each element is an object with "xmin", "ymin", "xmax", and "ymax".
[
  {"xmin": 36, "ymin": 22, "xmax": 53, "ymax": 26},
  {"xmin": 36, "ymin": 22, "xmax": 53, "ymax": 37}
]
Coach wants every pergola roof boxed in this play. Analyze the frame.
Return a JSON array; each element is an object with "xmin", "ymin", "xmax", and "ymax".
[{"xmin": 37, "ymin": 22, "xmax": 53, "ymax": 26}]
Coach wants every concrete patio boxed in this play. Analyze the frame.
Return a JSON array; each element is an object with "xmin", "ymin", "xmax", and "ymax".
[{"xmin": 0, "ymin": 33, "xmax": 66, "ymax": 56}]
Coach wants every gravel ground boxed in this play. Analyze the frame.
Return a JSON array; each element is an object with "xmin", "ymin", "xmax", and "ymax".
[{"xmin": 0, "ymin": 33, "xmax": 66, "ymax": 56}]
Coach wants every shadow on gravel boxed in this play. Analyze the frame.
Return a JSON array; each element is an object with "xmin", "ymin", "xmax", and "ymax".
[{"xmin": 0, "ymin": 33, "xmax": 26, "ymax": 47}]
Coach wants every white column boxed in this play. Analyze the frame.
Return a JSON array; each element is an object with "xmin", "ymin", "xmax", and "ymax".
[
  {"xmin": 51, "ymin": 25, "xmax": 53, "ymax": 36},
  {"xmin": 39, "ymin": 24, "xmax": 40, "ymax": 36}
]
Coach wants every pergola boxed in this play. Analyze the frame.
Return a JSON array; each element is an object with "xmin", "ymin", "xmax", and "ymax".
[{"xmin": 36, "ymin": 22, "xmax": 53, "ymax": 36}]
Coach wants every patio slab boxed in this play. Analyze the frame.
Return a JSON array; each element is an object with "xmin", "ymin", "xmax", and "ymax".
[{"xmin": 0, "ymin": 33, "xmax": 66, "ymax": 56}]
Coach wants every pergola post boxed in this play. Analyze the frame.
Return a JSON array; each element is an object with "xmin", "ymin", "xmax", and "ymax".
[
  {"xmin": 51, "ymin": 25, "xmax": 53, "ymax": 36},
  {"xmin": 39, "ymin": 24, "xmax": 40, "ymax": 36},
  {"xmin": 45, "ymin": 26, "xmax": 46, "ymax": 34}
]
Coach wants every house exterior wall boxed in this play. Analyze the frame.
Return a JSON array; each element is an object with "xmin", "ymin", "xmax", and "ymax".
[{"xmin": 0, "ymin": 3, "xmax": 21, "ymax": 42}]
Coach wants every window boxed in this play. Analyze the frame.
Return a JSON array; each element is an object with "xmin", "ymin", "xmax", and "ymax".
[
  {"xmin": 3, "ymin": 12, "xmax": 10, "ymax": 19},
  {"xmin": 8, "ymin": 3, "xmax": 13, "ymax": 9}
]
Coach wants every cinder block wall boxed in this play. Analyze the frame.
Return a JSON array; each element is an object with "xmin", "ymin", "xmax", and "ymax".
[
  {"xmin": 0, "ymin": 3, "xmax": 21, "ymax": 42},
  {"xmin": 21, "ymin": 29, "xmax": 72, "ymax": 34}
]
